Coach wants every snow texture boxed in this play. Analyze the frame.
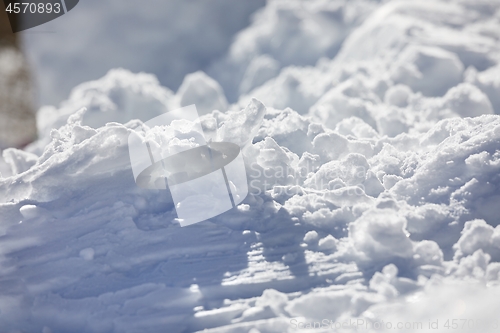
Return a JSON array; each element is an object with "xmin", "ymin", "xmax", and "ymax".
[{"xmin": 2, "ymin": 0, "xmax": 500, "ymax": 332}]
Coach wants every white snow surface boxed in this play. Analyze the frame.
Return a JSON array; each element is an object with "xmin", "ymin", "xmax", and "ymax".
[{"xmin": 3, "ymin": 0, "xmax": 500, "ymax": 332}]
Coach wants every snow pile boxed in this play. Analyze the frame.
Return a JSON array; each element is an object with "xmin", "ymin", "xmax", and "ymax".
[
  {"xmin": 208, "ymin": 0, "xmax": 380, "ymax": 101},
  {"xmin": 2, "ymin": 0, "xmax": 500, "ymax": 332}
]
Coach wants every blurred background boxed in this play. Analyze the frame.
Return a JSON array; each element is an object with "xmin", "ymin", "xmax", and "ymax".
[
  {"xmin": 0, "ymin": 0, "xmax": 265, "ymax": 149},
  {"xmin": 21, "ymin": 0, "xmax": 266, "ymax": 106},
  {"xmin": 0, "ymin": 5, "xmax": 35, "ymax": 149}
]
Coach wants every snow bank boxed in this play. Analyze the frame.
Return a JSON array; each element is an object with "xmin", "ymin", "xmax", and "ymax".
[
  {"xmin": 209, "ymin": 0, "xmax": 381, "ymax": 102},
  {"xmin": 2, "ymin": 0, "xmax": 500, "ymax": 332}
]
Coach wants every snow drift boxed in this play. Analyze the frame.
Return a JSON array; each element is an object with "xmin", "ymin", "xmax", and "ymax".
[{"xmin": 2, "ymin": 0, "xmax": 500, "ymax": 332}]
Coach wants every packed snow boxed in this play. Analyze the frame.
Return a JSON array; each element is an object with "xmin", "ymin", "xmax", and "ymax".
[{"xmin": 2, "ymin": 0, "xmax": 500, "ymax": 332}]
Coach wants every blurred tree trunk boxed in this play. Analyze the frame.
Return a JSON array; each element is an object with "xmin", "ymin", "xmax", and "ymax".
[{"xmin": 0, "ymin": 6, "xmax": 36, "ymax": 149}]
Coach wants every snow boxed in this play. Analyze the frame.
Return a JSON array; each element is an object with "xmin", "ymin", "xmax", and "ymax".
[
  {"xmin": 21, "ymin": 0, "xmax": 266, "ymax": 106},
  {"xmin": 177, "ymin": 72, "xmax": 229, "ymax": 116},
  {"xmin": 2, "ymin": 0, "xmax": 500, "ymax": 332}
]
